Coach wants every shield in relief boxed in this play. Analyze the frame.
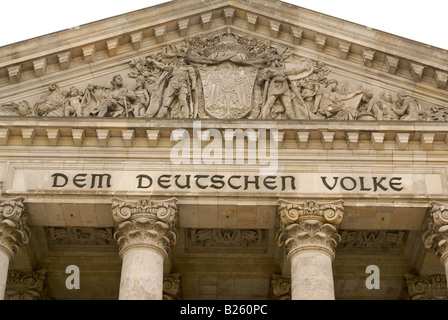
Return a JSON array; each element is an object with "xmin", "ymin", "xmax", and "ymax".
[{"xmin": 198, "ymin": 62, "xmax": 258, "ymax": 119}]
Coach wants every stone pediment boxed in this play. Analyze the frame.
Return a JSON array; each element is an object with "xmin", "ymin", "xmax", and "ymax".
[{"xmin": 0, "ymin": 0, "xmax": 447, "ymax": 123}]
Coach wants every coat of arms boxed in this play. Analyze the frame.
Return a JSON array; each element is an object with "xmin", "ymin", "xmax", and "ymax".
[{"xmin": 198, "ymin": 62, "xmax": 258, "ymax": 119}]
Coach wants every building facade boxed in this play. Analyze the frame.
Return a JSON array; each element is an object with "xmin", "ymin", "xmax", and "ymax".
[{"xmin": 0, "ymin": 0, "xmax": 448, "ymax": 300}]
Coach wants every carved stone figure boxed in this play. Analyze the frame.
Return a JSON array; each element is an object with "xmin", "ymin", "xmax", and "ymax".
[
  {"xmin": 356, "ymin": 90, "xmax": 382, "ymax": 120},
  {"xmin": 144, "ymin": 53, "xmax": 197, "ymax": 118},
  {"xmin": 0, "ymin": 101, "xmax": 33, "ymax": 116},
  {"xmin": 299, "ymin": 81, "xmax": 319, "ymax": 114},
  {"xmin": 80, "ymin": 83, "xmax": 102, "ymax": 117},
  {"xmin": 96, "ymin": 75, "xmax": 137, "ymax": 117},
  {"xmin": 314, "ymin": 79, "xmax": 363, "ymax": 120},
  {"xmin": 132, "ymin": 76, "xmax": 150, "ymax": 117},
  {"xmin": 34, "ymin": 84, "xmax": 66, "ymax": 117},
  {"xmin": 376, "ymin": 91, "xmax": 399, "ymax": 120},
  {"xmin": 259, "ymin": 54, "xmax": 296, "ymax": 119},
  {"xmin": 64, "ymin": 86, "xmax": 84, "ymax": 117},
  {"xmin": 393, "ymin": 91, "xmax": 422, "ymax": 120}
]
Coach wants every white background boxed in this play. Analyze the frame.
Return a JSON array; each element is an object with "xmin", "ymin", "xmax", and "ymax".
[{"xmin": 1, "ymin": 0, "xmax": 448, "ymax": 50}]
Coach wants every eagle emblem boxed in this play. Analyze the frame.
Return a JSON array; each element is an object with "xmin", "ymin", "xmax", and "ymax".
[{"xmin": 198, "ymin": 62, "xmax": 258, "ymax": 119}]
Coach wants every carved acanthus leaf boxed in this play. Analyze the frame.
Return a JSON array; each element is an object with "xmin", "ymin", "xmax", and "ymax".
[
  {"xmin": 163, "ymin": 273, "xmax": 182, "ymax": 300},
  {"xmin": 6, "ymin": 269, "xmax": 48, "ymax": 300},
  {"xmin": 111, "ymin": 198, "xmax": 178, "ymax": 257},
  {"xmin": 0, "ymin": 197, "xmax": 31, "ymax": 258},
  {"xmin": 405, "ymin": 274, "xmax": 448, "ymax": 300},
  {"xmin": 421, "ymin": 201, "xmax": 448, "ymax": 259},
  {"xmin": 269, "ymin": 274, "xmax": 291, "ymax": 300},
  {"xmin": 276, "ymin": 199, "xmax": 344, "ymax": 258}
]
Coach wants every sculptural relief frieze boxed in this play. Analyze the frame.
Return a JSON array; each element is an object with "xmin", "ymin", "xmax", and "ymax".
[
  {"xmin": 189, "ymin": 228, "xmax": 264, "ymax": 247},
  {"xmin": 0, "ymin": 30, "xmax": 445, "ymax": 122}
]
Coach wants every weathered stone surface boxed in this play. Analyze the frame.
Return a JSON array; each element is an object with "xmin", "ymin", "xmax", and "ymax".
[{"xmin": 0, "ymin": 0, "xmax": 447, "ymax": 301}]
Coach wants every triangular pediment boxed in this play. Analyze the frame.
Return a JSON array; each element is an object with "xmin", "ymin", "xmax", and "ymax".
[{"xmin": 0, "ymin": 0, "xmax": 447, "ymax": 122}]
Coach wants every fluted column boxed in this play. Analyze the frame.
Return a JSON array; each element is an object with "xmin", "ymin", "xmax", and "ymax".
[
  {"xmin": 276, "ymin": 199, "xmax": 344, "ymax": 300},
  {"xmin": 0, "ymin": 197, "xmax": 31, "ymax": 300},
  {"xmin": 422, "ymin": 201, "xmax": 448, "ymax": 285},
  {"xmin": 112, "ymin": 198, "xmax": 178, "ymax": 300}
]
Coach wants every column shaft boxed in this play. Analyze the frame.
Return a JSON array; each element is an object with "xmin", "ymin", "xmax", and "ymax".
[
  {"xmin": 119, "ymin": 247, "xmax": 164, "ymax": 300},
  {"xmin": 290, "ymin": 249, "xmax": 334, "ymax": 300},
  {"xmin": 443, "ymin": 256, "xmax": 448, "ymax": 283},
  {"xmin": 0, "ymin": 249, "xmax": 10, "ymax": 300}
]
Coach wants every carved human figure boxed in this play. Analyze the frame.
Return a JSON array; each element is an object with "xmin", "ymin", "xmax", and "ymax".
[
  {"xmin": 393, "ymin": 91, "xmax": 421, "ymax": 121},
  {"xmin": 96, "ymin": 75, "xmax": 137, "ymax": 117},
  {"xmin": 64, "ymin": 86, "xmax": 84, "ymax": 117},
  {"xmin": 259, "ymin": 55, "xmax": 296, "ymax": 119},
  {"xmin": 132, "ymin": 76, "xmax": 150, "ymax": 117},
  {"xmin": 80, "ymin": 83, "xmax": 101, "ymax": 117},
  {"xmin": 145, "ymin": 55, "xmax": 197, "ymax": 118},
  {"xmin": 314, "ymin": 79, "xmax": 362, "ymax": 120},
  {"xmin": 300, "ymin": 81, "xmax": 319, "ymax": 114},
  {"xmin": 356, "ymin": 91, "xmax": 383, "ymax": 120},
  {"xmin": 0, "ymin": 101, "xmax": 33, "ymax": 116},
  {"xmin": 376, "ymin": 91, "xmax": 399, "ymax": 120},
  {"xmin": 33, "ymin": 84, "xmax": 66, "ymax": 116}
]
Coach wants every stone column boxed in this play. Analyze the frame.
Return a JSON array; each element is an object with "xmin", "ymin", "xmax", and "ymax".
[
  {"xmin": 0, "ymin": 197, "xmax": 31, "ymax": 300},
  {"xmin": 422, "ymin": 201, "xmax": 448, "ymax": 285},
  {"xmin": 112, "ymin": 198, "xmax": 178, "ymax": 300},
  {"xmin": 276, "ymin": 199, "xmax": 344, "ymax": 300}
]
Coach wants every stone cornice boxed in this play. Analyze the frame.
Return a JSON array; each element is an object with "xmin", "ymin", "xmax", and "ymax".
[
  {"xmin": 0, "ymin": 118, "xmax": 447, "ymax": 152},
  {"xmin": 0, "ymin": 0, "xmax": 447, "ymax": 93}
]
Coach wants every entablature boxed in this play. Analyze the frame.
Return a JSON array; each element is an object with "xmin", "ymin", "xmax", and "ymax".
[{"xmin": 0, "ymin": 118, "xmax": 447, "ymax": 152}]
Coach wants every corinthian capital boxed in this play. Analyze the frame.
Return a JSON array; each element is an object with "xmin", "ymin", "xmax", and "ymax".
[
  {"xmin": 0, "ymin": 197, "xmax": 31, "ymax": 259},
  {"xmin": 6, "ymin": 269, "xmax": 47, "ymax": 300},
  {"xmin": 111, "ymin": 198, "xmax": 178, "ymax": 258},
  {"xmin": 276, "ymin": 199, "xmax": 344, "ymax": 259},
  {"xmin": 404, "ymin": 274, "xmax": 448, "ymax": 300},
  {"xmin": 422, "ymin": 201, "xmax": 448, "ymax": 262}
]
